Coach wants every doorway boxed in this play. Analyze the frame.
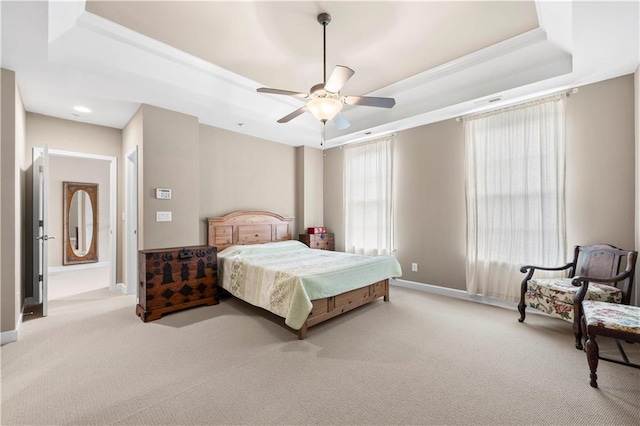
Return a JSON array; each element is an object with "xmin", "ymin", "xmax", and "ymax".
[{"xmin": 30, "ymin": 148, "xmax": 117, "ymax": 307}]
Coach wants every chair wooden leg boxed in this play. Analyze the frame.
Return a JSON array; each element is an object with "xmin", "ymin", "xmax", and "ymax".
[
  {"xmin": 517, "ymin": 275, "xmax": 531, "ymax": 323},
  {"xmin": 517, "ymin": 301, "xmax": 526, "ymax": 322},
  {"xmin": 585, "ymin": 332, "xmax": 599, "ymax": 388},
  {"xmin": 581, "ymin": 314, "xmax": 588, "ymax": 351},
  {"xmin": 573, "ymin": 315, "xmax": 584, "ymax": 350}
]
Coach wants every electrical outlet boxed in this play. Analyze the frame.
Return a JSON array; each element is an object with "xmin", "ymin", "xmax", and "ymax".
[{"xmin": 411, "ymin": 263, "xmax": 418, "ymax": 272}]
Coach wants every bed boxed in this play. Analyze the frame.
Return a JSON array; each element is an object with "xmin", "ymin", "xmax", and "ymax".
[{"xmin": 207, "ymin": 211, "xmax": 402, "ymax": 339}]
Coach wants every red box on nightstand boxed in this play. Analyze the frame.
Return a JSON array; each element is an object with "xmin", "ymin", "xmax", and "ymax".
[{"xmin": 307, "ymin": 227, "xmax": 327, "ymax": 234}]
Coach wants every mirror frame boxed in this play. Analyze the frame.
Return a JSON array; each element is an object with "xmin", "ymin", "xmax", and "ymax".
[{"xmin": 63, "ymin": 181, "xmax": 99, "ymax": 265}]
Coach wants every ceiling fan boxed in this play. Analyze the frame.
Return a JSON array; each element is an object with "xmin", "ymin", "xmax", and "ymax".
[{"xmin": 257, "ymin": 13, "xmax": 396, "ymax": 130}]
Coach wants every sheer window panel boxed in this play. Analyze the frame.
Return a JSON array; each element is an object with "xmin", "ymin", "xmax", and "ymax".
[
  {"xmin": 465, "ymin": 97, "xmax": 566, "ymax": 302},
  {"xmin": 344, "ymin": 136, "xmax": 394, "ymax": 256}
]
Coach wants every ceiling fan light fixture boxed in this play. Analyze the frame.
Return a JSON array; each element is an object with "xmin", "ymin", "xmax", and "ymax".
[{"xmin": 307, "ymin": 98, "xmax": 343, "ymax": 122}]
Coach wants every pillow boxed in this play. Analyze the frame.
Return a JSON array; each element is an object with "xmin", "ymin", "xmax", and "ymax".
[{"xmin": 218, "ymin": 239, "xmax": 308, "ymax": 258}]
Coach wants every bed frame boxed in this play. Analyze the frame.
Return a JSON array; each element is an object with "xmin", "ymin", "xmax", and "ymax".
[{"xmin": 206, "ymin": 210, "xmax": 390, "ymax": 339}]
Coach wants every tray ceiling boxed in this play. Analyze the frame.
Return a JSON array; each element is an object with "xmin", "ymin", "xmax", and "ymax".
[{"xmin": 1, "ymin": 1, "xmax": 638, "ymax": 148}]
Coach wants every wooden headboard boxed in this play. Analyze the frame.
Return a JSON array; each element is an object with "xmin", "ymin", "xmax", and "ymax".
[{"xmin": 207, "ymin": 210, "xmax": 294, "ymax": 250}]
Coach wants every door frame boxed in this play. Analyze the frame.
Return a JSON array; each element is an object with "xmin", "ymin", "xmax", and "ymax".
[
  {"xmin": 35, "ymin": 148, "xmax": 118, "ymax": 291},
  {"xmin": 125, "ymin": 146, "xmax": 139, "ymax": 296}
]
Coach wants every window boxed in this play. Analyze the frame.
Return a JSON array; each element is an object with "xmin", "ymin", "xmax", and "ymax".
[
  {"xmin": 344, "ymin": 136, "xmax": 394, "ymax": 256},
  {"xmin": 465, "ymin": 97, "xmax": 566, "ymax": 302}
]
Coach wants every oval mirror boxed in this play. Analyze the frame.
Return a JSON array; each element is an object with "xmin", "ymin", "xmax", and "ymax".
[
  {"xmin": 63, "ymin": 182, "xmax": 98, "ymax": 265},
  {"xmin": 68, "ymin": 189, "xmax": 93, "ymax": 256}
]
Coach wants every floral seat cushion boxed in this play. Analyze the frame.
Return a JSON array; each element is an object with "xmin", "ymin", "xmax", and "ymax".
[
  {"xmin": 528, "ymin": 278, "xmax": 622, "ymax": 304},
  {"xmin": 525, "ymin": 278, "xmax": 622, "ymax": 321},
  {"xmin": 582, "ymin": 300, "xmax": 640, "ymax": 334}
]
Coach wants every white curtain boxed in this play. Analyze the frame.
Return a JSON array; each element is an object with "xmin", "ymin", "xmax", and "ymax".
[
  {"xmin": 344, "ymin": 136, "xmax": 394, "ymax": 256},
  {"xmin": 465, "ymin": 96, "xmax": 566, "ymax": 302}
]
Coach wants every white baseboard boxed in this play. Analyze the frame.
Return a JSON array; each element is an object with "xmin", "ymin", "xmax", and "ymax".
[
  {"xmin": 391, "ymin": 278, "xmax": 521, "ymax": 311},
  {"xmin": 48, "ymin": 261, "xmax": 109, "ymax": 275},
  {"xmin": 1, "ymin": 329, "xmax": 18, "ymax": 345},
  {"xmin": 1, "ymin": 313, "xmax": 23, "ymax": 345}
]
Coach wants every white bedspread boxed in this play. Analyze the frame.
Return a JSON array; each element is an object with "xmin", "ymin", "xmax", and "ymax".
[{"xmin": 217, "ymin": 240, "xmax": 402, "ymax": 330}]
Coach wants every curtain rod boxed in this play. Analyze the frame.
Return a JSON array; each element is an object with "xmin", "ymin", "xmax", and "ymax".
[
  {"xmin": 339, "ymin": 132, "xmax": 397, "ymax": 149},
  {"xmin": 456, "ymin": 88, "xmax": 578, "ymax": 122}
]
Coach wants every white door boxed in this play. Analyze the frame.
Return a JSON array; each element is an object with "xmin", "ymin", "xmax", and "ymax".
[
  {"xmin": 125, "ymin": 147, "xmax": 139, "ymax": 295},
  {"xmin": 32, "ymin": 146, "xmax": 52, "ymax": 316}
]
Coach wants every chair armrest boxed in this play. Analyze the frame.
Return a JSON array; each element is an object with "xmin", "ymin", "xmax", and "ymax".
[
  {"xmin": 571, "ymin": 271, "xmax": 633, "ymax": 286},
  {"xmin": 572, "ymin": 268, "xmax": 634, "ymax": 304},
  {"xmin": 520, "ymin": 262, "xmax": 573, "ymax": 274}
]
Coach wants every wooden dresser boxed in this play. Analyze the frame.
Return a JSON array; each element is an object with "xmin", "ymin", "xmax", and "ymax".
[
  {"xmin": 299, "ymin": 233, "xmax": 335, "ymax": 251},
  {"xmin": 137, "ymin": 245, "xmax": 218, "ymax": 322}
]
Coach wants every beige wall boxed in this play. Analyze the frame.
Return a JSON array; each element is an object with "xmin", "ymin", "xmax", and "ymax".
[
  {"xmin": 198, "ymin": 124, "xmax": 297, "ymax": 243},
  {"xmin": 295, "ymin": 146, "xmax": 324, "ymax": 235},
  {"xmin": 565, "ymin": 75, "xmax": 635, "ymax": 307},
  {"xmin": 394, "ymin": 122, "xmax": 467, "ymax": 289},
  {"xmin": 131, "ymin": 108, "xmax": 298, "ymax": 255},
  {"xmin": 323, "ymin": 74, "xmax": 636, "ymax": 294},
  {"xmin": 141, "ymin": 105, "xmax": 199, "ymax": 249},
  {"xmin": 1, "ymin": 69, "xmax": 26, "ymax": 336},
  {"xmin": 323, "ymin": 146, "xmax": 345, "ymax": 251},
  {"xmin": 26, "ymin": 113, "xmax": 122, "ymax": 157},
  {"xmin": 324, "ymin": 120, "xmax": 466, "ymax": 289},
  {"xmin": 25, "ymin": 113, "xmax": 123, "ymax": 283},
  {"xmin": 47, "ymin": 157, "xmax": 110, "ymax": 267},
  {"xmin": 565, "ymin": 75, "xmax": 635, "ymax": 252},
  {"xmin": 323, "ymin": 122, "xmax": 466, "ymax": 289}
]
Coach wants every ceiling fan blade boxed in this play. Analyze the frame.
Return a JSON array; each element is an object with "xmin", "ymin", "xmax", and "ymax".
[
  {"xmin": 324, "ymin": 65, "xmax": 355, "ymax": 93},
  {"xmin": 344, "ymin": 96, "xmax": 396, "ymax": 108},
  {"xmin": 257, "ymin": 87, "xmax": 309, "ymax": 98},
  {"xmin": 277, "ymin": 106, "xmax": 308, "ymax": 123},
  {"xmin": 333, "ymin": 112, "xmax": 350, "ymax": 130}
]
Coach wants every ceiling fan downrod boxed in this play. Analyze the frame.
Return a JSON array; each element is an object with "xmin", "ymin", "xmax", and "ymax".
[{"xmin": 318, "ymin": 13, "xmax": 331, "ymax": 84}]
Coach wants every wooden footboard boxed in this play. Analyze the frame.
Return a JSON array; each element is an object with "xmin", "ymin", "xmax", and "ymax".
[{"xmin": 296, "ymin": 279, "xmax": 390, "ymax": 339}]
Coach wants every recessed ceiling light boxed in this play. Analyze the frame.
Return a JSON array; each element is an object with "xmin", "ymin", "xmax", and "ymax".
[{"xmin": 73, "ymin": 106, "xmax": 91, "ymax": 113}]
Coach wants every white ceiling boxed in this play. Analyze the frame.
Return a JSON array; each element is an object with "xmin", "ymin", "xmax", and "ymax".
[
  {"xmin": 1, "ymin": 1, "xmax": 639, "ymax": 148},
  {"xmin": 84, "ymin": 0, "xmax": 540, "ymax": 96}
]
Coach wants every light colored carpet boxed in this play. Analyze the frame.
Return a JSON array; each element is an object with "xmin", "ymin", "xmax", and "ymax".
[{"xmin": 1, "ymin": 285, "xmax": 639, "ymax": 425}]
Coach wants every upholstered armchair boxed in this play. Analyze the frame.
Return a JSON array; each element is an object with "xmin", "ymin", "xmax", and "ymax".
[{"xmin": 518, "ymin": 244, "xmax": 637, "ymax": 349}]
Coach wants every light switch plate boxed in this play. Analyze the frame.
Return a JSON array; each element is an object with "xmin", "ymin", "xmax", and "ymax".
[{"xmin": 156, "ymin": 211, "xmax": 172, "ymax": 222}]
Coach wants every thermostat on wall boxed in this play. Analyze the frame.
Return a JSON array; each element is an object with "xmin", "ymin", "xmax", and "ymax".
[{"xmin": 156, "ymin": 188, "xmax": 172, "ymax": 200}]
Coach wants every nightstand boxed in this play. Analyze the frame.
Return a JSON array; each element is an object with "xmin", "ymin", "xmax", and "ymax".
[{"xmin": 299, "ymin": 233, "xmax": 335, "ymax": 251}]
